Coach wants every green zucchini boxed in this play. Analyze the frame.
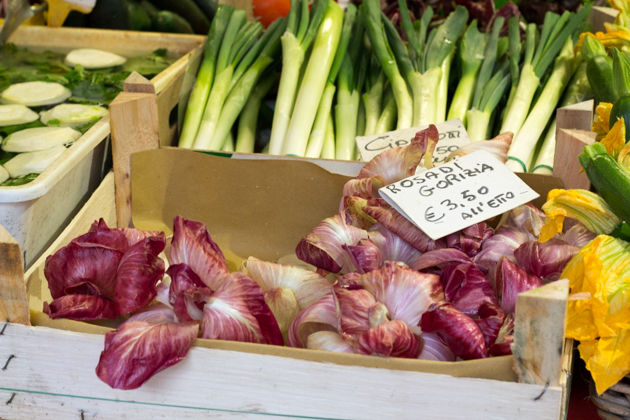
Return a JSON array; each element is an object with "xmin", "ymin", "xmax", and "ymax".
[
  {"xmin": 151, "ymin": 11, "xmax": 194, "ymax": 34},
  {"xmin": 611, "ymin": 96, "xmax": 630, "ymax": 142},
  {"xmin": 580, "ymin": 142, "xmax": 630, "ymax": 223},
  {"xmin": 192, "ymin": 0, "xmax": 217, "ymax": 20},
  {"xmin": 128, "ymin": 1, "xmax": 152, "ymax": 31},
  {"xmin": 587, "ymin": 55, "xmax": 616, "ymax": 104},
  {"xmin": 147, "ymin": 0, "xmax": 210, "ymax": 34},
  {"xmin": 87, "ymin": 0, "xmax": 132, "ymax": 30},
  {"xmin": 139, "ymin": 0, "xmax": 159, "ymax": 19}
]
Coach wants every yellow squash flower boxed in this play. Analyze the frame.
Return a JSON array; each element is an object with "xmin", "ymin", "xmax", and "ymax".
[
  {"xmin": 540, "ymin": 190, "xmax": 621, "ymax": 242},
  {"xmin": 593, "ymin": 102, "xmax": 613, "ymax": 141},
  {"xmin": 577, "ymin": 31, "xmax": 630, "ymax": 52},
  {"xmin": 564, "ymin": 235, "xmax": 630, "ymax": 394},
  {"xmin": 601, "ymin": 117, "xmax": 626, "ymax": 159}
]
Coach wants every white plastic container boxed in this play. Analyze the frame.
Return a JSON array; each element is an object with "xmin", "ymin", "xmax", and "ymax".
[{"xmin": 0, "ymin": 26, "xmax": 204, "ymax": 267}]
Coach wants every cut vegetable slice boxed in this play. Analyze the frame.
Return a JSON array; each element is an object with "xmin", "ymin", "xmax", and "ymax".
[
  {"xmin": 1, "ymin": 82, "xmax": 72, "ymax": 107},
  {"xmin": 3, "ymin": 145, "xmax": 67, "ymax": 177},
  {"xmin": 40, "ymin": 104, "xmax": 108, "ymax": 129},
  {"xmin": 2, "ymin": 127, "xmax": 81, "ymax": 153},
  {"xmin": 0, "ymin": 165, "xmax": 8, "ymax": 184},
  {"xmin": 0, "ymin": 105, "xmax": 39, "ymax": 127},
  {"xmin": 65, "ymin": 48, "xmax": 127, "ymax": 69}
]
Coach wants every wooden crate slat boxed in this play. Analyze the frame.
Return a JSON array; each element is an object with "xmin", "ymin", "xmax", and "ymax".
[{"xmin": 0, "ymin": 323, "xmax": 563, "ymax": 420}]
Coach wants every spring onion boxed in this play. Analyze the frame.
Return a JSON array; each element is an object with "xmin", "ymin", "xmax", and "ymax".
[
  {"xmin": 267, "ymin": 0, "xmax": 327, "ymax": 155},
  {"xmin": 179, "ymin": 5, "xmax": 234, "ymax": 149},
  {"xmin": 281, "ymin": 0, "xmax": 344, "ymax": 156},
  {"xmin": 235, "ymin": 72, "xmax": 277, "ymax": 153}
]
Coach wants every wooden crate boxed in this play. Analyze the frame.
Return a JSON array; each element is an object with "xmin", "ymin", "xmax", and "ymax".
[{"xmin": 0, "ymin": 164, "xmax": 573, "ymax": 419}]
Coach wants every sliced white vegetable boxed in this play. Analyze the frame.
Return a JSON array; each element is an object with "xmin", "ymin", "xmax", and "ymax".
[
  {"xmin": 40, "ymin": 104, "xmax": 107, "ymax": 129},
  {"xmin": 65, "ymin": 48, "xmax": 127, "ymax": 69},
  {"xmin": 1, "ymin": 82, "xmax": 72, "ymax": 107},
  {"xmin": 2, "ymin": 127, "xmax": 81, "ymax": 153},
  {"xmin": 0, "ymin": 104, "xmax": 39, "ymax": 127},
  {"xmin": 0, "ymin": 165, "xmax": 8, "ymax": 184},
  {"xmin": 3, "ymin": 145, "xmax": 67, "ymax": 178}
]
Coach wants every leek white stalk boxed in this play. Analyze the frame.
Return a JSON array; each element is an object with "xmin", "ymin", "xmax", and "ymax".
[
  {"xmin": 304, "ymin": 5, "xmax": 355, "ymax": 158},
  {"xmin": 179, "ymin": 5, "xmax": 234, "ymax": 149},
  {"xmin": 335, "ymin": 89, "xmax": 360, "ymax": 160},
  {"xmin": 268, "ymin": 0, "xmax": 328, "ymax": 155},
  {"xmin": 364, "ymin": 0, "xmax": 412, "ymax": 130},
  {"xmin": 375, "ymin": 94, "xmax": 397, "ymax": 134},
  {"xmin": 500, "ymin": 6, "xmax": 591, "ymax": 138},
  {"xmin": 530, "ymin": 120, "xmax": 555, "ymax": 175},
  {"xmin": 320, "ymin": 112, "xmax": 335, "ymax": 159},
  {"xmin": 282, "ymin": 1, "xmax": 344, "ymax": 156},
  {"xmin": 506, "ymin": 39, "xmax": 576, "ymax": 173},
  {"xmin": 235, "ymin": 73, "xmax": 277, "ymax": 153},
  {"xmin": 193, "ymin": 10, "xmax": 247, "ymax": 149},
  {"xmin": 447, "ymin": 20, "xmax": 487, "ymax": 124},
  {"xmin": 436, "ymin": 50, "xmax": 454, "ymax": 124},
  {"xmin": 200, "ymin": 19, "xmax": 287, "ymax": 151},
  {"xmin": 222, "ymin": 132, "xmax": 235, "ymax": 151},
  {"xmin": 362, "ymin": 71, "xmax": 384, "ymax": 136},
  {"xmin": 305, "ymin": 84, "xmax": 336, "ymax": 158}
]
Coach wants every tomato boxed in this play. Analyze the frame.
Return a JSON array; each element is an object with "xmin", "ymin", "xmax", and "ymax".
[{"xmin": 252, "ymin": 0, "xmax": 291, "ymax": 27}]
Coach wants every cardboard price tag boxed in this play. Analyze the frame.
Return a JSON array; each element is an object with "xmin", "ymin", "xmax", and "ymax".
[
  {"xmin": 378, "ymin": 150, "xmax": 540, "ymax": 240},
  {"xmin": 355, "ymin": 119, "xmax": 470, "ymax": 163}
]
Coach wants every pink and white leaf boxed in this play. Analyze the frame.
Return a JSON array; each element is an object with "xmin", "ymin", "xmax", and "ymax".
[
  {"xmin": 307, "ymin": 331, "xmax": 354, "ymax": 353},
  {"xmin": 296, "ymin": 213, "xmax": 369, "ymax": 273},
  {"xmin": 357, "ymin": 139, "xmax": 426, "ymax": 184},
  {"xmin": 200, "ymin": 273, "xmax": 283, "ymax": 345},
  {"xmin": 43, "ymin": 294, "xmax": 116, "ymax": 321},
  {"xmin": 353, "ymin": 320, "xmax": 423, "ymax": 359},
  {"xmin": 170, "ymin": 216, "xmax": 229, "ymax": 291},
  {"xmin": 418, "ymin": 332, "xmax": 455, "ymax": 361},
  {"xmin": 368, "ymin": 223, "xmax": 421, "ymax": 267},
  {"xmin": 95, "ymin": 305, "xmax": 199, "ymax": 390},
  {"xmin": 333, "ymin": 284, "xmax": 376, "ymax": 341},
  {"xmin": 288, "ymin": 294, "xmax": 338, "ymax": 348},
  {"xmin": 445, "ymin": 132, "xmax": 513, "ymax": 164}
]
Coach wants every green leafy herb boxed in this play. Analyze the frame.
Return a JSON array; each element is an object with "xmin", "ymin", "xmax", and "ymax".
[{"xmin": 1, "ymin": 173, "xmax": 38, "ymax": 186}]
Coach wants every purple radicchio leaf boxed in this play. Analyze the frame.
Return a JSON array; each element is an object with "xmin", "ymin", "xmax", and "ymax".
[
  {"xmin": 353, "ymin": 320, "xmax": 423, "ymax": 359},
  {"xmin": 496, "ymin": 257, "xmax": 543, "ymax": 315},
  {"xmin": 332, "ymin": 283, "xmax": 377, "ymax": 341},
  {"xmin": 357, "ymin": 135, "xmax": 426, "ymax": 184},
  {"xmin": 440, "ymin": 262, "xmax": 498, "ymax": 317},
  {"xmin": 445, "ymin": 222, "xmax": 495, "ymax": 258},
  {"xmin": 473, "ymin": 301, "xmax": 505, "ymax": 349},
  {"xmin": 84, "ymin": 218, "xmax": 129, "ymax": 253},
  {"xmin": 43, "ymin": 294, "xmax": 116, "ymax": 321},
  {"xmin": 44, "ymin": 241, "xmax": 123, "ymax": 302},
  {"xmin": 514, "ymin": 238, "xmax": 579, "ymax": 281},
  {"xmin": 306, "ymin": 331, "xmax": 354, "ymax": 353},
  {"xmin": 419, "ymin": 332, "xmax": 455, "ymax": 362},
  {"xmin": 296, "ymin": 213, "xmax": 369, "ymax": 273},
  {"xmin": 488, "ymin": 313, "xmax": 515, "ymax": 356},
  {"xmin": 339, "ymin": 178, "xmax": 378, "ymax": 212},
  {"xmin": 560, "ymin": 221, "xmax": 597, "ymax": 248},
  {"xmin": 445, "ymin": 132, "xmax": 513, "ymax": 164},
  {"xmin": 343, "ymin": 239, "xmax": 383, "ymax": 274},
  {"xmin": 348, "ymin": 264, "xmax": 444, "ymax": 330},
  {"xmin": 200, "ymin": 272, "xmax": 284, "ymax": 346},
  {"xmin": 121, "ymin": 227, "xmax": 165, "ymax": 248},
  {"xmin": 363, "ymin": 203, "xmax": 446, "ymax": 253},
  {"xmin": 504, "ymin": 203, "xmax": 546, "ymax": 238},
  {"xmin": 412, "ymin": 125, "xmax": 440, "ymax": 170},
  {"xmin": 170, "ymin": 215, "xmax": 230, "ymax": 291},
  {"xmin": 420, "ymin": 302, "xmax": 488, "ymax": 360},
  {"xmin": 95, "ymin": 305, "xmax": 199, "ymax": 390},
  {"xmin": 288, "ymin": 294, "xmax": 338, "ymax": 348},
  {"xmin": 243, "ymin": 256, "xmax": 333, "ymax": 336},
  {"xmin": 368, "ymin": 223, "xmax": 421, "ymax": 267},
  {"xmin": 472, "ymin": 225, "xmax": 533, "ymax": 292},
  {"xmin": 411, "ymin": 248, "xmax": 472, "ymax": 271},
  {"xmin": 167, "ymin": 263, "xmax": 211, "ymax": 322},
  {"xmin": 114, "ymin": 234, "xmax": 166, "ymax": 316}
]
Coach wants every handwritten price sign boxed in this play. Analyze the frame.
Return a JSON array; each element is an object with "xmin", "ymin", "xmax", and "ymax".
[
  {"xmin": 378, "ymin": 150, "xmax": 539, "ymax": 240},
  {"xmin": 355, "ymin": 119, "xmax": 470, "ymax": 163}
]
